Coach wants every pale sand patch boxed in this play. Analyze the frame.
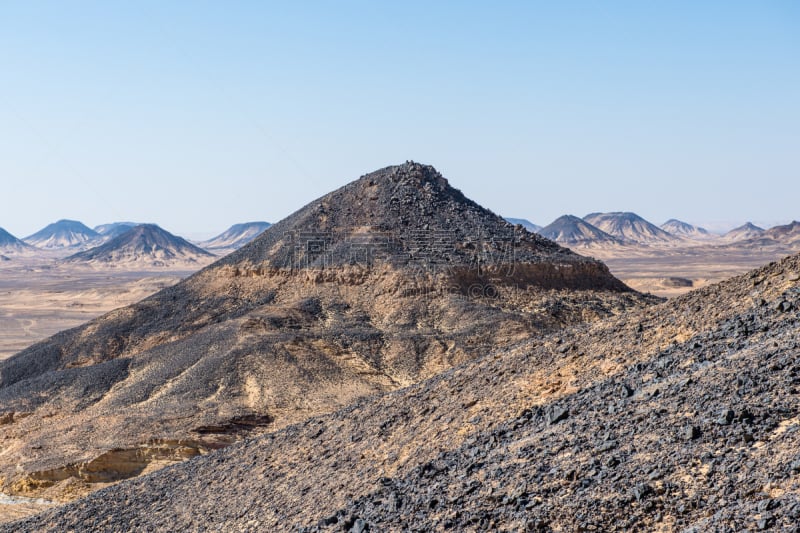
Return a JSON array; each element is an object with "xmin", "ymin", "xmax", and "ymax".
[
  {"xmin": 584, "ymin": 243, "xmax": 798, "ymax": 297},
  {"xmin": 0, "ymin": 259, "xmax": 203, "ymax": 360}
]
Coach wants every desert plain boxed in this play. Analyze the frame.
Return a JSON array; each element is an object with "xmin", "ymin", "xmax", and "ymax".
[
  {"xmin": 0, "ymin": 240, "xmax": 795, "ymax": 361},
  {"xmin": 0, "ymin": 259, "xmax": 208, "ymax": 361}
]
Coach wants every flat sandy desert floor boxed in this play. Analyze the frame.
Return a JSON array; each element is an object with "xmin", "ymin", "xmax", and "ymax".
[
  {"xmin": 0, "ymin": 258, "xmax": 203, "ymax": 361},
  {"xmin": 586, "ymin": 243, "xmax": 799, "ymax": 297}
]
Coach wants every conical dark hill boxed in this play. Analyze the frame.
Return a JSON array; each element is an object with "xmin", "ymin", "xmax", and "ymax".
[
  {"xmin": 0, "ymin": 162, "xmax": 653, "ymax": 503},
  {"xmin": 66, "ymin": 224, "xmax": 214, "ymax": 266},
  {"xmin": 223, "ymin": 163, "xmax": 627, "ymax": 291}
]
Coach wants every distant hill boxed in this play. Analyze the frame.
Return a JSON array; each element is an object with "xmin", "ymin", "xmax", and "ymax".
[
  {"xmin": 201, "ymin": 222, "xmax": 271, "ymax": 250},
  {"xmin": 660, "ymin": 219, "xmax": 715, "ymax": 240},
  {"xmin": 539, "ymin": 215, "xmax": 621, "ymax": 245},
  {"xmin": 24, "ymin": 220, "xmax": 100, "ymax": 249},
  {"xmin": 763, "ymin": 220, "xmax": 800, "ymax": 244},
  {"xmin": 94, "ymin": 222, "xmax": 139, "ymax": 240},
  {"xmin": 722, "ymin": 222, "xmax": 765, "ymax": 242},
  {"xmin": 503, "ymin": 218, "xmax": 541, "ymax": 233},
  {"xmin": 0, "ymin": 227, "xmax": 34, "ymax": 254},
  {"xmin": 66, "ymin": 224, "xmax": 215, "ymax": 266},
  {"xmin": 735, "ymin": 221, "xmax": 800, "ymax": 248},
  {"xmin": 584, "ymin": 212, "xmax": 676, "ymax": 244}
]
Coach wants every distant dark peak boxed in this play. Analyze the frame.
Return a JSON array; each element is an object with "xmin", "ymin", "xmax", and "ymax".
[{"xmin": 742, "ymin": 222, "xmax": 764, "ymax": 231}]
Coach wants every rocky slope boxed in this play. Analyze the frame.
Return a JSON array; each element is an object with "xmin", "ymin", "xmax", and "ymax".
[
  {"xmin": 0, "ymin": 228, "xmax": 33, "ymax": 255},
  {"xmin": 10, "ymin": 251, "xmax": 800, "ymax": 532},
  {"xmin": 65, "ymin": 224, "xmax": 215, "ymax": 267},
  {"xmin": 585, "ymin": 212, "xmax": 677, "ymax": 244},
  {"xmin": 201, "ymin": 221, "xmax": 271, "ymax": 251},
  {"xmin": 0, "ymin": 162, "xmax": 649, "ymax": 503},
  {"xmin": 23, "ymin": 220, "xmax": 100, "ymax": 250},
  {"xmin": 540, "ymin": 215, "xmax": 621, "ymax": 246}
]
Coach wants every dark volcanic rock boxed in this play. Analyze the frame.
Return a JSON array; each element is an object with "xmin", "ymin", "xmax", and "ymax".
[{"xmin": 7, "ymin": 251, "xmax": 800, "ymax": 532}]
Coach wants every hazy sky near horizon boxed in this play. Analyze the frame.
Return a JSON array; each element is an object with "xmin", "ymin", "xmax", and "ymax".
[{"xmin": 1, "ymin": 1, "xmax": 798, "ymax": 239}]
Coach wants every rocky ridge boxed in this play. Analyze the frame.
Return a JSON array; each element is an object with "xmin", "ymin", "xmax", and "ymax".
[
  {"xmin": 9, "ymin": 252, "xmax": 800, "ymax": 532},
  {"xmin": 0, "ymin": 228, "xmax": 33, "ymax": 255}
]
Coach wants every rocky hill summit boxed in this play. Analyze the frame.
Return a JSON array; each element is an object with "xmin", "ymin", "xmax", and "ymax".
[
  {"xmin": 539, "ymin": 215, "xmax": 621, "ymax": 246},
  {"xmin": 23, "ymin": 220, "xmax": 100, "ymax": 250},
  {"xmin": 0, "ymin": 162, "xmax": 650, "ymax": 504},
  {"xmin": 65, "ymin": 224, "xmax": 215, "ymax": 267},
  {"xmin": 584, "ymin": 212, "xmax": 677, "ymax": 244},
  {"xmin": 10, "ymin": 251, "xmax": 800, "ymax": 532}
]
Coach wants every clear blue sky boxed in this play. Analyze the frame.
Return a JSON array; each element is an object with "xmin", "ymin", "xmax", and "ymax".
[{"xmin": 1, "ymin": 1, "xmax": 797, "ymax": 238}]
